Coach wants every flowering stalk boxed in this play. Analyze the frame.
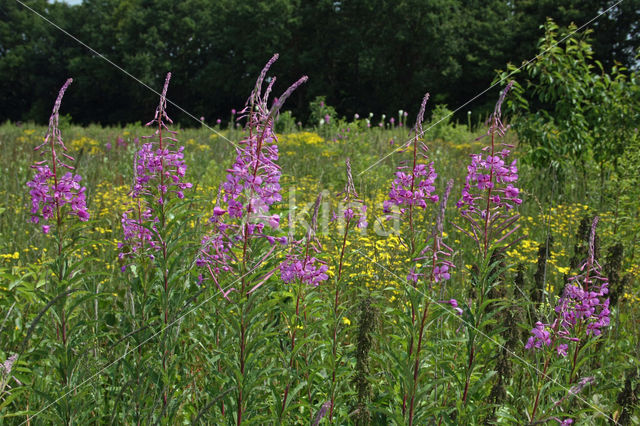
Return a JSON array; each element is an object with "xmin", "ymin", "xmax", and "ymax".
[
  {"xmin": 28, "ymin": 79, "xmax": 89, "ymax": 240},
  {"xmin": 385, "ymin": 97, "xmax": 440, "ymax": 413},
  {"xmin": 454, "ymin": 82, "xmax": 521, "ymax": 405},
  {"xmin": 383, "ymin": 93, "xmax": 439, "ymax": 253},
  {"xmin": 382, "ymin": 92, "xmax": 440, "ymax": 415},
  {"xmin": 329, "ymin": 158, "xmax": 367, "ymax": 420},
  {"xmin": 455, "ymin": 81, "xmax": 521, "ymax": 260},
  {"xmin": 526, "ymin": 217, "xmax": 609, "ymax": 421},
  {"xmin": 196, "ymin": 54, "xmax": 307, "ymax": 425},
  {"xmin": 27, "ymin": 78, "xmax": 89, "ymax": 340},
  {"xmin": 119, "ymin": 72, "xmax": 192, "ymax": 413},
  {"xmin": 406, "ymin": 179, "xmax": 455, "ymax": 426},
  {"xmin": 279, "ymin": 193, "xmax": 327, "ymax": 419},
  {"xmin": 25, "ymin": 78, "xmax": 90, "ymax": 421}
]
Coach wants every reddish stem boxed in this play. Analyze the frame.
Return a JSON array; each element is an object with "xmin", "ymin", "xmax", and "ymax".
[
  {"xmin": 530, "ymin": 355, "xmax": 551, "ymax": 421},
  {"xmin": 236, "ymin": 114, "xmax": 272, "ymax": 425},
  {"xmin": 462, "ymin": 345, "xmax": 475, "ymax": 403}
]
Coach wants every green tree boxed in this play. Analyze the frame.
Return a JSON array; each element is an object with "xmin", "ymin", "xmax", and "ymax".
[
  {"xmin": 499, "ymin": 19, "xmax": 640, "ymax": 198},
  {"xmin": 0, "ymin": 0, "xmax": 70, "ymax": 122}
]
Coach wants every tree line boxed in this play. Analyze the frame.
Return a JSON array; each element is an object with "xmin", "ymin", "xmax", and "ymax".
[{"xmin": 1, "ymin": 0, "xmax": 638, "ymax": 126}]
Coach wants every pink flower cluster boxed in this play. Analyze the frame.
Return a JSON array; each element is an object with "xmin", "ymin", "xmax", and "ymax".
[
  {"xmin": 457, "ymin": 82, "xmax": 520, "ymax": 216},
  {"xmin": 454, "ymin": 82, "xmax": 522, "ymax": 256},
  {"xmin": 118, "ymin": 207, "xmax": 158, "ymax": 260},
  {"xmin": 132, "ymin": 143, "xmax": 191, "ymax": 203},
  {"xmin": 384, "ymin": 93, "xmax": 439, "ymax": 215},
  {"xmin": 456, "ymin": 150, "xmax": 521, "ymax": 214},
  {"xmin": 280, "ymin": 256, "xmax": 329, "ymax": 286},
  {"xmin": 384, "ymin": 162, "xmax": 439, "ymax": 213},
  {"xmin": 556, "ymin": 278, "xmax": 610, "ymax": 337},
  {"xmin": 120, "ymin": 73, "xmax": 191, "ymax": 261},
  {"xmin": 197, "ymin": 54, "xmax": 309, "ymax": 296},
  {"xmin": 221, "ymin": 123, "xmax": 282, "ymax": 222},
  {"xmin": 27, "ymin": 78, "xmax": 90, "ymax": 232},
  {"xmin": 27, "ymin": 166, "xmax": 89, "ymax": 230},
  {"xmin": 334, "ymin": 204, "xmax": 368, "ymax": 229},
  {"xmin": 525, "ymin": 217, "xmax": 610, "ymax": 357}
]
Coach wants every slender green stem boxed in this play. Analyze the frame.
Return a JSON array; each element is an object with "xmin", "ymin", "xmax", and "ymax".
[{"xmin": 329, "ymin": 217, "xmax": 351, "ymax": 421}]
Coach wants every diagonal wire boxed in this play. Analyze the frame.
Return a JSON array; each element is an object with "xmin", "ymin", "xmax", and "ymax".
[
  {"xmin": 20, "ymin": 245, "xmax": 288, "ymax": 425},
  {"xmin": 357, "ymin": 0, "xmax": 624, "ymax": 177},
  {"xmin": 13, "ymin": 0, "xmax": 241, "ymax": 151},
  {"xmin": 352, "ymin": 248, "xmax": 614, "ymax": 422}
]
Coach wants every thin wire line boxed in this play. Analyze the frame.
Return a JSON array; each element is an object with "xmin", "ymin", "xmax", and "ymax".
[
  {"xmin": 13, "ymin": 0, "xmax": 241, "ymax": 151},
  {"xmin": 357, "ymin": 0, "xmax": 624, "ymax": 177},
  {"xmin": 353, "ymin": 248, "xmax": 614, "ymax": 422},
  {"xmin": 20, "ymin": 246, "xmax": 287, "ymax": 425}
]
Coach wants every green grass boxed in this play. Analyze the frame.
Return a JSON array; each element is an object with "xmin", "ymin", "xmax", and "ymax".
[{"xmin": 0, "ymin": 117, "xmax": 638, "ymax": 424}]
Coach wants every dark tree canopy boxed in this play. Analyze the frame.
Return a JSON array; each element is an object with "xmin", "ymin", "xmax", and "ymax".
[{"xmin": 1, "ymin": 0, "xmax": 638, "ymax": 125}]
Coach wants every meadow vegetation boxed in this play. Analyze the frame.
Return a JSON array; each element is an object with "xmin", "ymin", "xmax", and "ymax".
[{"xmin": 1, "ymin": 22, "xmax": 639, "ymax": 426}]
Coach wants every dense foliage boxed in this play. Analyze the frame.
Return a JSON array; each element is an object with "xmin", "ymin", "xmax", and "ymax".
[{"xmin": 1, "ymin": 0, "xmax": 639, "ymax": 125}]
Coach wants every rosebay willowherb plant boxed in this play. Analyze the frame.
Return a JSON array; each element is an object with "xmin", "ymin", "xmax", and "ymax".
[
  {"xmin": 453, "ymin": 81, "xmax": 523, "ymax": 410},
  {"xmin": 23, "ymin": 78, "xmax": 94, "ymax": 423},
  {"xmin": 526, "ymin": 216, "xmax": 610, "ymax": 423},
  {"xmin": 405, "ymin": 179, "xmax": 455, "ymax": 426},
  {"xmin": 117, "ymin": 72, "xmax": 196, "ymax": 422},
  {"xmin": 28, "ymin": 79, "xmax": 89, "ymax": 233},
  {"xmin": 196, "ymin": 54, "xmax": 308, "ymax": 425},
  {"xmin": 278, "ymin": 192, "xmax": 328, "ymax": 421},
  {"xmin": 378, "ymin": 92, "xmax": 454, "ymax": 422},
  {"xmin": 328, "ymin": 157, "xmax": 367, "ymax": 420}
]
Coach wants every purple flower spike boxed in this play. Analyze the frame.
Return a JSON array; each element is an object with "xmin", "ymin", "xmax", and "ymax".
[
  {"xmin": 385, "ymin": 93, "xmax": 439, "ymax": 215},
  {"xmin": 120, "ymin": 73, "xmax": 191, "ymax": 260},
  {"xmin": 455, "ymin": 82, "xmax": 520, "ymax": 256},
  {"xmin": 525, "ymin": 217, "xmax": 610, "ymax": 357},
  {"xmin": 555, "ymin": 217, "xmax": 610, "ymax": 337},
  {"xmin": 524, "ymin": 321, "xmax": 552, "ymax": 349},
  {"xmin": 27, "ymin": 79, "xmax": 90, "ymax": 231},
  {"xmin": 197, "ymin": 55, "xmax": 309, "ymax": 297}
]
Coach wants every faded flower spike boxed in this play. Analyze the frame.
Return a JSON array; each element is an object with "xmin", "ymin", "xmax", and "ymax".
[{"xmin": 335, "ymin": 158, "xmax": 368, "ymax": 229}]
